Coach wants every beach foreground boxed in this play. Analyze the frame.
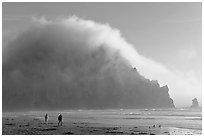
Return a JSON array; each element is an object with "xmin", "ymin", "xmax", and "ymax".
[{"xmin": 2, "ymin": 109, "xmax": 202, "ymax": 135}]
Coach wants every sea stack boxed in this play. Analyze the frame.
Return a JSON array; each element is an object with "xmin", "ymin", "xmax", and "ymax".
[{"xmin": 190, "ymin": 98, "xmax": 199, "ymax": 108}]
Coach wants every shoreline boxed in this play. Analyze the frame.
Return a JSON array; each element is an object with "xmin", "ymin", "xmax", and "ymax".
[{"xmin": 2, "ymin": 116, "xmax": 201, "ymax": 135}]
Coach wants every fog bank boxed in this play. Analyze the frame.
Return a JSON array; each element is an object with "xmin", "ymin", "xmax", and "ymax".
[{"xmin": 3, "ymin": 16, "xmax": 175, "ymax": 110}]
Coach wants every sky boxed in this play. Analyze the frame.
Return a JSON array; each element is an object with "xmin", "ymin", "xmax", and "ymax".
[{"xmin": 2, "ymin": 2, "xmax": 202, "ymax": 107}]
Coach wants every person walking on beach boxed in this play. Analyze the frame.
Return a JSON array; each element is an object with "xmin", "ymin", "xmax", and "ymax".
[
  {"xmin": 58, "ymin": 114, "xmax": 62, "ymax": 126},
  {"xmin": 45, "ymin": 113, "xmax": 48, "ymax": 124}
]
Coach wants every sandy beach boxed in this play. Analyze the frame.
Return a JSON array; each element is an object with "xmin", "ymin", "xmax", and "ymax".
[
  {"xmin": 2, "ymin": 117, "xmax": 171, "ymax": 135},
  {"xmin": 2, "ymin": 109, "xmax": 202, "ymax": 135}
]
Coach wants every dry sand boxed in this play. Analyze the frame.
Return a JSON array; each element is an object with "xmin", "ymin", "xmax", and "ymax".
[{"xmin": 2, "ymin": 115, "xmax": 201, "ymax": 135}]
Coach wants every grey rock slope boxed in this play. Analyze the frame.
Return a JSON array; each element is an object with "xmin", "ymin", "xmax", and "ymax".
[{"xmin": 3, "ymin": 27, "xmax": 175, "ymax": 110}]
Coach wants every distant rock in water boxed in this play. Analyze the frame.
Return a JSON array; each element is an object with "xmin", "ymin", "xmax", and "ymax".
[
  {"xmin": 2, "ymin": 21, "xmax": 175, "ymax": 110},
  {"xmin": 190, "ymin": 98, "xmax": 199, "ymax": 108}
]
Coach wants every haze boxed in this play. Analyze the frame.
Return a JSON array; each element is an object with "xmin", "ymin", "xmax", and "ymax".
[{"xmin": 2, "ymin": 2, "xmax": 202, "ymax": 107}]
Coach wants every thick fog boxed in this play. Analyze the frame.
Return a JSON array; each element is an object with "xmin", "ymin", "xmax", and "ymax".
[{"xmin": 2, "ymin": 17, "xmax": 174, "ymax": 110}]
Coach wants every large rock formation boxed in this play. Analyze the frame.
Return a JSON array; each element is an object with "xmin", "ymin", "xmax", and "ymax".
[
  {"xmin": 2, "ymin": 20, "xmax": 175, "ymax": 110},
  {"xmin": 3, "ymin": 54, "xmax": 175, "ymax": 110}
]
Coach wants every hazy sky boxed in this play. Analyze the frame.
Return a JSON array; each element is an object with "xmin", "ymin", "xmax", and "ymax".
[{"xmin": 2, "ymin": 2, "xmax": 202, "ymax": 107}]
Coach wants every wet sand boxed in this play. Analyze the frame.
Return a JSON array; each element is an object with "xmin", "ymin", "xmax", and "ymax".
[{"xmin": 2, "ymin": 116, "xmax": 201, "ymax": 135}]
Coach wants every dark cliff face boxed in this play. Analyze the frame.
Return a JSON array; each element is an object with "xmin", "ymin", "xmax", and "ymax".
[{"xmin": 2, "ymin": 25, "xmax": 175, "ymax": 110}]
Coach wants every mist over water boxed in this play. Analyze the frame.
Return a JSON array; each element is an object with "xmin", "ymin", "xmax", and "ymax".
[{"xmin": 2, "ymin": 17, "xmax": 174, "ymax": 110}]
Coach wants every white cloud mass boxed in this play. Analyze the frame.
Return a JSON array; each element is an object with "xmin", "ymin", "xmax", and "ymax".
[{"xmin": 3, "ymin": 16, "xmax": 201, "ymax": 107}]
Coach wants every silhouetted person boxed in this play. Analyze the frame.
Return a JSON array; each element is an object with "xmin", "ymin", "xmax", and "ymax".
[
  {"xmin": 45, "ymin": 114, "xmax": 48, "ymax": 124},
  {"xmin": 58, "ymin": 114, "xmax": 62, "ymax": 126}
]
